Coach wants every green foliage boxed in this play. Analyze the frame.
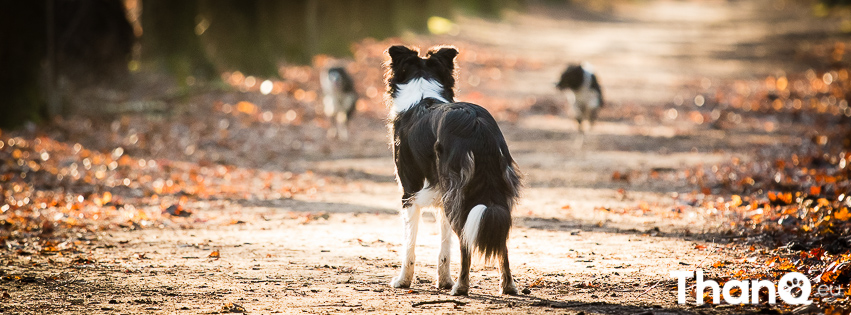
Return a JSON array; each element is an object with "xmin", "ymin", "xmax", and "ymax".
[
  {"xmin": 141, "ymin": 0, "xmax": 217, "ymax": 83},
  {"xmin": 0, "ymin": 0, "xmax": 523, "ymax": 129},
  {"xmin": 143, "ymin": 0, "xmax": 517, "ymax": 73}
]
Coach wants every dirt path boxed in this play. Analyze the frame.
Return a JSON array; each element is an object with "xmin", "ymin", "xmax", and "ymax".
[
  {"xmin": 3, "ymin": 1, "xmax": 843, "ymax": 314},
  {"xmin": 458, "ymin": 0, "xmax": 841, "ymax": 104}
]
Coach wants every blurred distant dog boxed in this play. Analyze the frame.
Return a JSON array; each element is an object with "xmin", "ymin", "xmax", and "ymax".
[
  {"xmin": 556, "ymin": 63, "xmax": 603, "ymax": 133},
  {"xmin": 320, "ymin": 67, "xmax": 357, "ymax": 140},
  {"xmin": 385, "ymin": 45, "xmax": 521, "ymax": 296}
]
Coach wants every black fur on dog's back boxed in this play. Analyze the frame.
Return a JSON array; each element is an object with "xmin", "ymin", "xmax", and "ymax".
[
  {"xmin": 387, "ymin": 45, "xmax": 520, "ymax": 295},
  {"xmin": 393, "ymin": 98, "xmax": 520, "ymax": 261}
]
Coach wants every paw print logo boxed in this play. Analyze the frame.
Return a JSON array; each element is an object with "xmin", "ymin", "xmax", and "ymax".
[
  {"xmin": 780, "ymin": 277, "xmax": 805, "ymax": 295},
  {"xmin": 778, "ymin": 272, "xmax": 812, "ymax": 304},
  {"xmin": 777, "ymin": 277, "xmax": 809, "ymax": 298}
]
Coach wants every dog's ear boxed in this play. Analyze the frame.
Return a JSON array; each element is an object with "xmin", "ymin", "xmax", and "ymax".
[
  {"xmin": 426, "ymin": 47, "xmax": 458, "ymax": 70},
  {"xmin": 388, "ymin": 45, "xmax": 419, "ymax": 65},
  {"xmin": 565, "ymin": 65, "xmax": 588, "ymax": 90}
]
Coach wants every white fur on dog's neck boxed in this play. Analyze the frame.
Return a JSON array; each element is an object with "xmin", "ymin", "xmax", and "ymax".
[
  {"xmin": 580, "ymin": 62, "xmax": 594, "ymax": 90},
  {"xmin": 580, "ymin": 62, "xmax": 594, "ymax": 75},
  {"xmin": 392, "ymin": 77, "xmax": 448, "ymax": 113}
]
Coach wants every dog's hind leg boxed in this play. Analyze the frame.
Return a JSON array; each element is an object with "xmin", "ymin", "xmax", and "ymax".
[
  {"xmin": 573, "ymin": 127, "xmax": 586, "ymax": 151},
  {"xmin": 451, "ymin": 244, "xmax": 471, "ymax": 296},
  {"xmin": 335, "ymin": 112, "xmax": 349, "ymax": 141},
  {"xmin": 589, "ymin": 108, "xmax": 599, "ymax": 130},
  {"xmin": 499, "ymin": 246, "xmax": 518, "ymax": 295},
  {"xmin": 437, "ymin": 212, "xmax": 454, "ymax": 289},
  {"xmin": 391, "ymin": 205, "xmax": 420, "ymax": 288}
]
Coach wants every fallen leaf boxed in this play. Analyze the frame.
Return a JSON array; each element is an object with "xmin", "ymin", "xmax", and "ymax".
[
  {"xmin": 221, "ymin": 302, "xmax": 246, "ymax": 313},
  {"xmin": 163, "ymin": 204, "xmax": 192, "ymax": 217},
  {"xmin": 835, "ymin": 208, "xmax": 851, "ymax": 221}
]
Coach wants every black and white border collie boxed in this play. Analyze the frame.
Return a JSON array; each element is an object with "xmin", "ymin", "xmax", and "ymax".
[
  {"xmin": 556, "ymin": 63, "xmax": 603, "ymax": 132},
  {"xmin": 320, "ymin": 66, "xmax": 358, "ymax": 140},
  {"xmin": 385, "ymin": 45, "xmax": 521, "ymax": 296}
]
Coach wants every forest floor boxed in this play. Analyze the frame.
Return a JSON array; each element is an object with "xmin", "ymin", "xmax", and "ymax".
[{"xmin": 3, "ymin": 0, "xmax": 851, "ymax": 314}]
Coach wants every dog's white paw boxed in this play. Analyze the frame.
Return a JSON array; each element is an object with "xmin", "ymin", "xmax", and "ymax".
[
  {"xmin": 450, "ymin": 283, "xmax": 469, "ymax": 296},
  {"xmin": 390, "ymin": 275, "xmax": 411, "ymax": 288}
]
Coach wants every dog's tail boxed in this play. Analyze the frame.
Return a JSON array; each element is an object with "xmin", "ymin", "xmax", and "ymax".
[
  {"xmin": 435, "ymin": 103, "xmax": 519, "ymax": 262},
  {"xmin": 461, "ymin": 204, "xmax": 511, "ymax": 262}
]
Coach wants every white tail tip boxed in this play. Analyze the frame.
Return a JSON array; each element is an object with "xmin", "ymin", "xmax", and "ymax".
[{"xmin": 462, "ymin": 204, "xmax": 487, "ymax": 249}]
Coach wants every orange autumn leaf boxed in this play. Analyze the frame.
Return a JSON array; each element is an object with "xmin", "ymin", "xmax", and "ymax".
[
  {"xmin": 768, "ymin": 257, "xmax": 796, "ymax": 271},
  {"xmin": 730, "ymin": 195, "xmax": 742, "ymax": 207},
  {"xmin": 835, "ymin": 208, "xmax": 851, "ymax": 221},
  {"xmin": 236, "ymin": 101, "xmax": 258, "ymax": 115},
  {"xmin": 820, "ymin": 262, "xmax": 850, "ymax": 284},
  {"xmin": 810, "ymin": 247, "xmax": 826, "ymax": 260}
]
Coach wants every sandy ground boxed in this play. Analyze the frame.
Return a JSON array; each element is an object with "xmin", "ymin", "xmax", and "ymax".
[{"xmin": 1, "ymin": 0, "xmax": 841, "ymax": 314}]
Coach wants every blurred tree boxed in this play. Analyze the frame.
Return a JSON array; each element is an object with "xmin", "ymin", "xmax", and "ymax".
[
  {"xmin": 141, "ymin": 0, "xmax": 216, "ymax": 84},
  {"xmin": 0, "ymin": 1, "xmax": 46, "ymax": 128},
  {"xmin": 455, "ymin": 0, "xmax": 520, "ymax": 17},
  {"xmin": 0, "ymin": 0, "xmax": 133, "ymax": 129},
  {"xmin": 0, "ymin": 0, "xmax": 518, "ymax": 129},
  {"xmin": 54, "ymin": 0, "xmax": 133, "ymax": 82},
  {"xmin": 197, "ymin": 0, "xmax": 282, "ymax": 77},
  {"xmin": 822, "ymin": 0, "xmax": 851, "ymax": 6},
  {"xmin": 143, "ymin": 0, "xmax": 459, "ymax": 72}
]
